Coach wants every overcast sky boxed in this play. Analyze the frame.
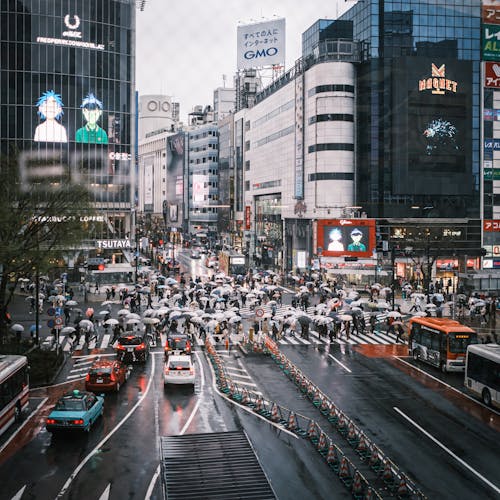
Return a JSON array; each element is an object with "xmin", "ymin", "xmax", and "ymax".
[{"xmin": 136, "ymin": 0, "xmax": 352, "ymax": 122}]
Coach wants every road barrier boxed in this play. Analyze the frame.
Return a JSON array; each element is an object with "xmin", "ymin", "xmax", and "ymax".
[{"xmin": 261, "ymin": 334, "xmax": 428, "ymax": 500}]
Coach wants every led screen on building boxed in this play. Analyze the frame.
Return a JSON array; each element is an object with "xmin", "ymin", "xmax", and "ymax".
[
  {"xmin": 166, "ymin": 133, "xmax": 185, "ymax": 225},
  {"xmin": 391, "ymin": 57, "xmax": 473, "ymax": 197},
  {"xmin": 316, "ymin": 219, "xmax": 375, "ymax": 258},
  {"xmin": 1, "ymin": 0, "xmax": 133, "ymax": 205}
]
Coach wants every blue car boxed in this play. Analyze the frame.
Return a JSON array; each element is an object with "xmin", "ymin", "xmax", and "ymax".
[{"xmin": 46, "ymin": 389, "xmax": 104, "ymax": 432}]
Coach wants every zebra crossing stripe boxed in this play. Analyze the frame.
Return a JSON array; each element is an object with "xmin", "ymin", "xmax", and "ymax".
[{"xmin": 101, "ymin": 334, "xmax": 111, "ymax": 349}]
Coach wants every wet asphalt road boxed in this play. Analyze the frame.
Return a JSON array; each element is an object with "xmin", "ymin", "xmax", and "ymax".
[{"xmin": 1, "ymin": 250, "xmax": 499, "ymax": 500}]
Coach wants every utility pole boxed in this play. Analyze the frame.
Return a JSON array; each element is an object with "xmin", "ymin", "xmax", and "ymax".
[{"xmin": 391, "ymin": 246, "xmax": 396, "ymax": 311}]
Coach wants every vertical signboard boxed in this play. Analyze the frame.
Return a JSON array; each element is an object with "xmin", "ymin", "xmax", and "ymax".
[
  {"xmin": 245, "ymin": 206, "xmax": 251, "ymax": 230},
  {"xmin": 294, "ymin": 60, "xmax": 304, "ymax": 199},
  {"xmin": 237, "ymin": 18, "xmax": 286, "ymax": 70},
  {"xmin": 144, "ymin": 160, "xmax": 153, "ymax": 211},
  {"xmin": 166, "ymin": 133, "xmax": 185, "ymax": 226}
]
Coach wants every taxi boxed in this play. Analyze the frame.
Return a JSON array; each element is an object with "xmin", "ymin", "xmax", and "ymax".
[
  {"xmin": 46, "ymin": 390, "xmax": 104, "ymax": 432},
  {"xmin": 164, "ymin": 355, "xmax": 195, "ymax": 386}
]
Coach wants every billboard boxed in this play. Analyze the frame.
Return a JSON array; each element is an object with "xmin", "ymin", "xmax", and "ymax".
[
  {"xmin": 316, "ymin": 219, "xmax": 375, "ymax": 258},
  {"xmin": 237, "ymin": 18, "xmax": 286, "ymax": 70},
  {"xmin": 166, "ymin": 133, "xmax": 185, "ymax": 225},
  {"xmin": 482, "ymin": 24, "xmax": 500, "ymax": 61},
  {"xmin": 9, "ymin": 1, "xmax": 132, "ymax": 204},
  {"xmin": 192, "ymin": 174, "xmax": 209, "ymax": 206},
  {"xmin": 485, "ymin": 61, "xmax": 500, "ymax": 87}
]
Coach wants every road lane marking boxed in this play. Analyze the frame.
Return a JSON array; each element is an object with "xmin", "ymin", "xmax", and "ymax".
[
  {"xmin": 66, "ymin": 374, "xmax": 87, "ymax": 380},
  {"xmin": 97, "ymin": 484, "xmax": 110, "ymax": 500},
  {"xmin": 394, "ymin": 357, "xmax": 500, "ymax": 416},
  {"xmin": 394, "ymin": 406, "xmax": 500, "ymax": 495},
  {"xmin": 327, "ymin": 353, "xmax": 352, "ymax": 373},
  {"xmin": 144, "ymin": 465, "xmax": 161, "ymax": 500},
  {"xmin": 0, "ymin": 397, "xmax": 48, "ymax": 457},
  {"xmin": 56, "ymin": 354, "xmax": 156, "ymax": 499},
  {"xmin": 10, "ymin": 485, "xmax": 26, "ymax": 500}
]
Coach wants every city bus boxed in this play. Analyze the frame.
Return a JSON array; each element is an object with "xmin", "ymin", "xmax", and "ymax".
[
  {"xmin": 465, "ymin": 344, "xmax": 500, "ymax": 408},
  {"xmin": 0, "ymin": 355, "xmax": 29, "ymax": 436},
  {"xmin": 218, "ymin": 250, "xmax": 246, "ymax": 277},
  {"xmin": 408, "ymin": 317, "xmax": 478, "ymax": 373}
]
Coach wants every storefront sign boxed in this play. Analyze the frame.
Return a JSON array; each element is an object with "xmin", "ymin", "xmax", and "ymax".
[
  {"xmin": 484, "ymin": 219, "xmax": 500, "ymax": 231},
  {"xmin": 418, "ymin": 63, "xmax": 458, "ymax": 95},
  {"xmin": 244, "ymin": 206, "xmax": 251, "ymax": 230},
  {"xmin": 96, "ymin": 239, "xmax": 131, "ymax": 249},
  {"xmin": 482, "ymin": 24, "xmax": 500, "ymax": 61},
  {"xmin": 485, "ymin": 62, "xmax": 500, "ymax": 88},
  {"xmin": 483, "ymin": 4, "xmax": 500, "ymax": 25}
]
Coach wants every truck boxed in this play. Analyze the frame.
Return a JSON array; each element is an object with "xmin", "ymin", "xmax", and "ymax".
[{"xmin": 218, "ymin": 250, "xmax": 246, "ymax": 276}]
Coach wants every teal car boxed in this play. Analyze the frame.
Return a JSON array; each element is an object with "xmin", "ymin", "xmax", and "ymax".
[{"xmin": 46, "ymin": 389, "xmax": 104, "ymax": 432}]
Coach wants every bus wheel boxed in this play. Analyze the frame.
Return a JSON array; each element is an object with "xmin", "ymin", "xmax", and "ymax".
[
  {"xmin": 412, "ymin": 349, "xmax": 420, "ymax": 361},
  {"xmin": 482, "ymin": 388, "xmax": 492, "ymax": 407}
]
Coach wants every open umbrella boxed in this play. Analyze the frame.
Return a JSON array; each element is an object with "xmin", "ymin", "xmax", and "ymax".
[
  {"xmin": 79, "ymin": 319, "xmax": 94, "ymax": 330},
  {"xmin": 10, "ymin": 324, "xmax": 24, "ymax": 332},
  {"xmin": 229, "ymin": 315, "xmax": 242, "ymax": 324},
  {"xmin": 61, "ymin": 326, "xmax": 76, "ymax": 334},
  {"xmin": 104, "ymin": 318, "xmax": 120, "ymax": 325},
  {"xmin": 99, "ymin": 310, "xmax": 111, "ymax": 316},
  {"xmin": 117, "ymin": 309, "xmax": 130, "ymax": 316},
  {"xmin": 387, "ymin": 311, "xmax": 402, "ymax": 318},
  {"xmin": 126, "ymin": 318, "xmax": 141, "ymax": 325},
  {"xmin": 412, "ymin": 311, "xmax": 427, "ymax": 317},
  {"xmin": 339, "ymin": 314, "xmax": 353, "ymax": 322},
  {"xmin": 127, "ymin": 313, "xmax": 141, "ymax": 320},
  {"xmin": 143, "ymin": 317, "xmax": 160, "ymax": 325},
  {"xmin": 295, "ymin": 315, "xmax": 312, "ymax": 326},
  {"xmin": 66, "ymin": 300, "xmax": 78, "ymax": 306}
]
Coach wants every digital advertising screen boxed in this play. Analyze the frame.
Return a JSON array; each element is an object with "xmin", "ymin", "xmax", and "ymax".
[
  {"xmin": 4, "ymin": 0, "xmax": 133, "ymax": 204},
  {"xmin": 166, "ymin": 133, "xmax": 185, "ymax": 225},
  {"xmin": 316, "ymin": 219, "xmax": 375, "ymax": 258}
]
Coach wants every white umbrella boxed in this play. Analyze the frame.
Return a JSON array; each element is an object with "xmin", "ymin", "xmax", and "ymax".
[
  {"xmin": 79, "ymin": 319, "xmax": 94, "ymax": 330},
  {"xmin": 104, "ymin": 318, "xmax": 120, "ymax": 325},
  {"xmin": 387, "ymin": 311, "xmax": 402, "ymax": 318},
  {"xmin": 61, "ymin": 326, "xmax": 76, "ymax": 334},
  {"xmin": 126, "ymin": 318, "xmax": 141, "ymax": 325},
  {"xmin": 339, "ymin": 314, "xmax": 353, "ymax": 321},
  {"xmin": 66, "ymin": 300, "xmax": 78, "ymax": 306},
  {"xmin": 229, "ymin": 316, "xmax": 242, "ymax": 324},
  {"xmin": 143, "ymin": 317, "xmax": 160, "ymax": 325},
  {"xmin": 412, "ymin": 311, "xmax": 427, "ymax": 317},
  {"xmin": 117, "ymin": 309, "xmax": 130, "ymax": 316},
  {"xmin": 99, "ymin": 310, "xmax": 111, "ymax": 316},
  {"xmin": 10, "ymin": 323, "xmax": 24, "ymax": 332},
  {"xmin": 127, "ymin": 313, "xmax": 141, "ymax": 320},
  {"xmin": 143, "ymin": 309, "xmax": 156, "ymax": 317},
  {"xmin": 425, "ymin": 303, "xmax": 436, "ymax": 309}
]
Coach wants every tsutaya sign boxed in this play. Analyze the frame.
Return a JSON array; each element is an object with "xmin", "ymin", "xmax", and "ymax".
[
  {"xmin": 418, "ymin": 63, "xmax": 458, "ymax": 95},
  {"xmin": 96, "ymin": 239, "xmax": 131, "ymax": 249}
]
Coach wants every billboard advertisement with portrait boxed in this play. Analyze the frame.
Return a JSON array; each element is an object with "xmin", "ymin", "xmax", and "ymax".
[
  {"xmin": 166, "ymin": 133, "xmax": 185, "ymax": 225},
  {"xmin": 7, "ymin": 1, "xmax": 133, "ymax": 204},
  {"xmin": 316, "ymin": 219, "xmax": 375, "ymax": 258}
]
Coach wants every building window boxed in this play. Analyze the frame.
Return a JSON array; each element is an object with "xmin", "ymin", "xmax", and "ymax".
[
  {"xmin": 308, "ymin": 143, "xmax": 354, "ymax": 153},
  {"xmin": 245, "ymin": 180, "xmax": 250, "ymax": 191},
  {"xmin": 309, "ymin": 113, "xmax": 354, "ymax": 124},
  {"xmin": 308, "ymin": 172, "xmax": 354, "ymax": 181},
  {"xmin": 245, "ymin": 141, "xmax": 250, "ymax": 151},
  {"xmin": 245, "ymin": 160, "xmax": 250, "ymax": 171}
]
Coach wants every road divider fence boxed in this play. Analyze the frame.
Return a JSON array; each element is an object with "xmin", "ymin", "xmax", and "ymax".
[
  {"xmin": 261, "ymin": 335, "xmax": 427, "ymax": 500},
  {"xmin": 205, "ymin": 338, "xmax": 385, "ymax": 499}
]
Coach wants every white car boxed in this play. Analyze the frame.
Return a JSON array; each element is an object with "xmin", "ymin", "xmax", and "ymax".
[{"xmin": 164, "ymin": 355, "xmax": 195, "ymax": 386}]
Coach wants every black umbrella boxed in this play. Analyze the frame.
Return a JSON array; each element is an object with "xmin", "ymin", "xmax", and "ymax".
[{"xmin": 296, "ymin": 315, "xmax": 312, "ymax": 326}]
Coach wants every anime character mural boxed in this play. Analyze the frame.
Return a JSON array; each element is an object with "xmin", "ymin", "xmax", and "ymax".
[
  {"xmin": 76, "ymin": 93, "xmax": 108, "ymax": 144},
  {"xmin": 34, "ymin": 90, "xmax": 68, "ymax": 143},
  {"xmin": 327, "ymin": 228, "xmax": 344, "ymax": 251},
  {"xmin": 347, "ymin": 228, "xmax": 367, "ymax": 252}
]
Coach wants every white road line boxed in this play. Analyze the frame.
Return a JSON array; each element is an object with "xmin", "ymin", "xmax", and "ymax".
[
  {"xmin": 0, "ymin": 397, "xmax": 48, "ymax": 457},
  {"xmin": 101, "ymin": 334, "xmax": 111, "ymax": 349},
  {"xmin": 353, "ymin": 332, "xmax": 380, "ymax": 344},
  {"xmin": 225, "ymin": 366, "xmax": 247, "ymax": 373},
  {"xmin": 97, "ymin": 484, "xmax": 111, "ymax": 500},
  {"xmin": 70, "ymin": 366, "xmax": 92, "ymax": 372},
  {"xmin": 66, "ymin": 374, "xmax": 87, "ymax": 380},
  {"xmin": 394, "ymin": 357, "xmax": 500, "ymax": 416},
  {"xmin": 10, "ymin": 485, "xmax": 26, "ymax": 500},
  {"xmin": 144, "ymin": 465, "xmax": 161, "ymax": 500},
  {"xmin": 73, "ymin": 358, "xmax": 96, "ymax": 365},
  {"xmin": 393, "ymin": 406, "xmax": 500, "ymax": 495},
  {"xmin": 56, "ymin": 354, "xmax": 156, "ymax": 499},
  {"xmin": 327, "ymin": 353, "xmax": 352, "ymax": 374}
]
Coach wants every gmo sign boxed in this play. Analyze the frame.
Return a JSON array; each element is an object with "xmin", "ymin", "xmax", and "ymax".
[{"xmin": 244, "ymin": 47, "xmax": 278, "ymax": 60}]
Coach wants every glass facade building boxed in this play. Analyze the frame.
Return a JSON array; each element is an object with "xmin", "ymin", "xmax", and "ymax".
[
  {"xmin": 0, "ymin": 0, "xmax": 135, "ymax": 242},
  {"xmin": 339, "ymin": 0, "xmax": 481, "ymax": 219}
]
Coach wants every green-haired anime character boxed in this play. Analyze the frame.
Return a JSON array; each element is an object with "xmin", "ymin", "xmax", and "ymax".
[
  {"xmin": 76, "ymin": 93, "xmax": 108, "ymax": 144},
  {"xmin": 34, "ymin": 90, "xmax": 68, "ymax": 142}
]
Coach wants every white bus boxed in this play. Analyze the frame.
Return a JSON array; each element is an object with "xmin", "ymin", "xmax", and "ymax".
[
  {"xmin": 465, "ymin": 344, "xmax": 500, "ymax": 408},
  {"xmin": 0, "ymin": 355, "xmax": 29, "ymax": 436}
]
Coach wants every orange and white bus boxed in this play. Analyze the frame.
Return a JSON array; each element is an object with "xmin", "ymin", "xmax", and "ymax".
[
  {"xmin": 408, "ymin": 317, "xmax": 478, "ymax": 373},
  {"xmin": 0, "ymin": 355, "xmax": 29, "ymax": 436}
]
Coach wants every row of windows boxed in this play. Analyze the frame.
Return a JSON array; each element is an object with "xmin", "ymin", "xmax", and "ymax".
[
  {"xmin": 189, "ymin": 156, "xmax": 218, "ymax": 164},
  {"xmin": 308, "ymin": 143, "xmax": 354, "ymax": 153},
  {"xmin": 308, "ymin": 84, "xmax": 355, "ymax": 97},
  {"xmin": 467, "ymin": 353, "xmax": 500, "ymax": 391},
  {"xmin": 308, "ymin": 172, "xmax": 354, "ymax": 181},
  {"xmin": 252, "ymin": 99, "xmax": 294, "ymax": 128},
  {"xmin": 189, "ymin": 130, "xmax": 217, "ymax": 140},
  {"xmin": 0, "ymin": 366, "xmax": 28, "ymax": 413},
  {"xmin": 309, "ymin": 114, "xmax": 354, "ymax": 124},
  {"xmin": 255, "ymin": 125, "xmax": 294, "ymax": 148},
  {"xmin": 252, "ymin": 179, "xmax": 282, "ymax": 190}
]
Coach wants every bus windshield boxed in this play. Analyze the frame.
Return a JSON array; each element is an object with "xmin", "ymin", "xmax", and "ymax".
[{"xmin": 449, "ymin": 332, "xmax": 478, "ymax": 353}]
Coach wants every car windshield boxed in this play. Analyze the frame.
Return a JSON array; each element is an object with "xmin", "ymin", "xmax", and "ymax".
[
  {"xmin": 89, "ymin": 367, "xmax": 112, "ymax": 375},
  {"xmin": 168, "ymin": 337, "xmax": 188, "ymax": 349},
  {"xmin": 168, "ymin": 360, "xmax": 191, "ymax": 370},
  {"xmin": 55, "ymin": 399, "xmax": 85, "ymax": 411},
  {"xmin": 448, "ymin": 332, "xmax": 478, "ymax": 353}
]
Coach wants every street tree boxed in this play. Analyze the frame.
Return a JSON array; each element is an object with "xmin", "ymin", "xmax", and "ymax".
[{"xmin": 0, "ymin": 153, "xmax": 93, "ymax": 337}]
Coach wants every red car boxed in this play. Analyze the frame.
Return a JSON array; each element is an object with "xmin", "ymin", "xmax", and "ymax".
[{"xmin": 85, "ymin": 359, "xmax": 130, "ymax": 392}]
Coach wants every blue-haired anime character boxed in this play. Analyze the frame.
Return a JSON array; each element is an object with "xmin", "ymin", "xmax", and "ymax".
[
  {"xmin": 34, "ymin": 90, "xmax": 68, "ymax": 142},
  {"xmin": 76, "ymin": 92, "xmax": 108, "ymax": 144}
]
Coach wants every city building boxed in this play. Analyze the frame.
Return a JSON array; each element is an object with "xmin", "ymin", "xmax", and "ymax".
[
  {"xmin": 213, "ymin": 86, "xmax": 235, "ymax": 122},
  {"xmin": 138, "ymin": 94, "xmax": 179, "ymax": 140},
  {"xmin": 0, "ymin": 0, "xmax": 136, "ymax": 267}
]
